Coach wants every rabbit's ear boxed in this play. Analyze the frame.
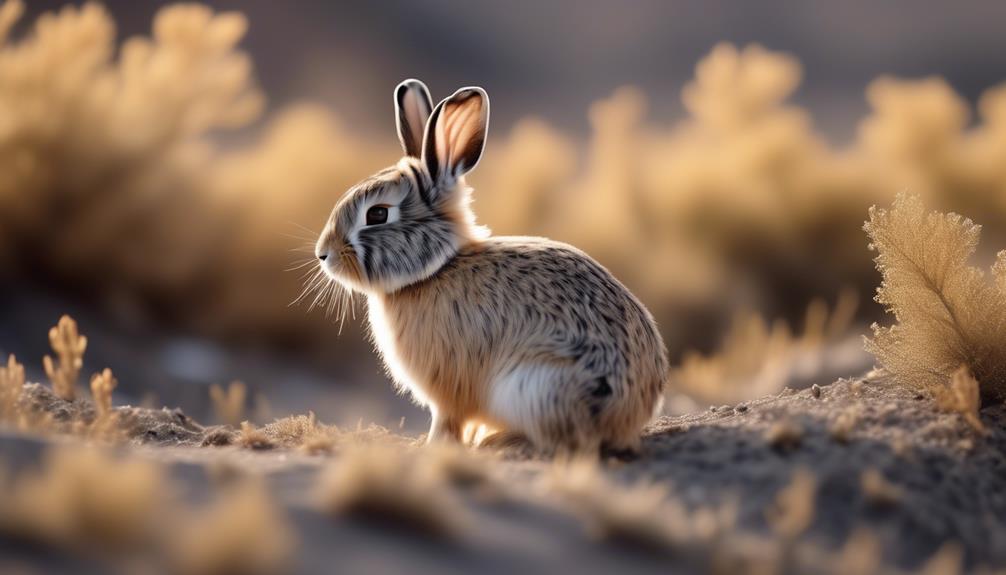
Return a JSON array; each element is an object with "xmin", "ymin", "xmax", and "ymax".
[
  {"xmin": 422, "ymin": 87, "xmax": 489, "ymax": 184},
  {"xmin": 395, "ymin": 79, "xmax": 433, "ymax": 158}
]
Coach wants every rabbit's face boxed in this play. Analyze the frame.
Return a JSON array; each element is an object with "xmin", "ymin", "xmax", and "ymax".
[
  {"xmin": 315, "ymin": 80, "xmax": 490, "ymax": 294},
  {"xmin": 316, "ymin": 158, "xmax": 479, "ymax": 293}
]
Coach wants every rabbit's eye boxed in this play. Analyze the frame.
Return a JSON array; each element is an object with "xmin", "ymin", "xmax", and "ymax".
[{"xmin": 366, "ymin": 205, "xmax": 389, "ymax": 226}]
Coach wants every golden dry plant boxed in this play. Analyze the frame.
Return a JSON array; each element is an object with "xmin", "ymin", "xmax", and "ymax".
[
  {"xmin": 0, "ymin": 446, "xmax": 296, "ymax": 573},
  {"xmin": 864, "ymin": 194, "xmax": 1006, "ymax": 405},
  {"xmin": 89, "ymin": 367, "xmax": 117, "ymax": 419},
  {"xmin": 0, "ymin": 354, "xmax": 24, "ymax": 417},
  {"xmin": 935, "ymin": 366, "xmax": 987, "ymax": 434},
  {"xmin": 0, "ymin": 447, "xmax": 166, "ymax": 550},
  {"xmin": 765, "ymin": 468, "xmax": 816, "ymax": 539},
  {"xmin": 43, "ymin": 315, "xmax": 87, "ymax": 400},
  {"xmin": 172, "ymin": 480, "xmax": 296, "ymax": 575},
  {"xmin": 315, "ymin": 444, "xmax": 466, "ymax": 537},
  {"xmin": 210, "ymin": 381, "xmax": 247, "ymax": 426},
  {"xmin": 669, "ymin": 290, "xmax": 859, "ymax": 405}
]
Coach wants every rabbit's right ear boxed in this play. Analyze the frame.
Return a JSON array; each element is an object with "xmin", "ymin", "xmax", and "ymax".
[{"xmin": 395, "ymin": 79, "xmax": 433, "ymax": 158}]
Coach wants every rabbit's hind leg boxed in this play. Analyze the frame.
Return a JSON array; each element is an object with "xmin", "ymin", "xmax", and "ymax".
[{"xmin": 488, "ymin": 361, "xmax": 608, "ymax": 455}]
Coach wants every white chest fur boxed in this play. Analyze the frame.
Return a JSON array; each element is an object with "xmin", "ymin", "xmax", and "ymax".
[{"xmin": 366, "ymin": 294, "xmax": 433, "ymax": 406}]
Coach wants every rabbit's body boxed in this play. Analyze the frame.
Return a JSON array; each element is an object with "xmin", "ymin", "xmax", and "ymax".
[
  {"xmin": 315, "ymin": 79, "xmax": 668, "ymax": 454},
  {"xmin": 369, "ymin": 236, "xmax": 667, "ymax": 451}
]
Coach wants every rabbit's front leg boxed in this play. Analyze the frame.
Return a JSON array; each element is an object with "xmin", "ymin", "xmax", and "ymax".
[{"xmin": 427, "ymin": 409, "xmax": 462, "ymax": 444}]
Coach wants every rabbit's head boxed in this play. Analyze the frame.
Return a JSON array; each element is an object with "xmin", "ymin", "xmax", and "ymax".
[{"xmin": 316, "ymin": 79, "xmax": 490, "ymax": 293}]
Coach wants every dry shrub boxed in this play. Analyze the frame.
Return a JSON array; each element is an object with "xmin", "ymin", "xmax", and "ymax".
[
  {"xmin": 935, "ymin": 366, "xmax": 987, "ymax": 434},
  {"xmin": 42, "ymin": 315, "xmax": 87, "ymax": 400},
  {"xmin": 0, "ymin": 447, "xmax": 165, "ymax": 550},
  {"xmin": 209, "ymin": 381, "xmax": 246, "ymax": 426},
  {"xmin": 765, "ymin": 468, "xmax": 816, "ymax": 539},
  {"xmin": 7, "ymin": 0, "xmax": 1006, "ymax": 365},
  {"xmin": 172, "ymin": 480, "xmax": 295, "ymax": 575},
  {"xmin": 864, "ymin": 194, "xmax": 1006, "ymax": 405},
  {"xmin": 670, "ymin": 290, "xmax": 859, "ymax": 405},
  {"xmin": 315, "ymin": 444, "xmax": 466, "ymax": 537}
]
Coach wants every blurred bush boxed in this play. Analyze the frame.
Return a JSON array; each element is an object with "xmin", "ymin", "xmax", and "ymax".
[{"xmin": 3, "ymin": 1, "xmax": 1006, "ymax": 363}]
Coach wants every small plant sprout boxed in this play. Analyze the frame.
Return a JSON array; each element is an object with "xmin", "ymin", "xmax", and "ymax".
[
  {"xmin": 43, "ymin": 315, "xmax": 87, "ymax": 401},
  {"xmin": 89, "ymin": 368, "xmax": 117, "ymax": 420},
  {"xmin": 210, "ymin": 381, "xmax": 247, "ymax": 426},
  {"xmin": 0, "ymin": 354, "xmax": 25, "ymax": 415},
  {"xmin": 935, "ymin": 366, "xmax": 987, "ymax": 435}
]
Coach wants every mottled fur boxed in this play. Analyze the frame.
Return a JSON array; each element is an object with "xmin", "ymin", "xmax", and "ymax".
[{"xmin": 316, "ymin": 80, "xmax": 668, "ymax": 453}]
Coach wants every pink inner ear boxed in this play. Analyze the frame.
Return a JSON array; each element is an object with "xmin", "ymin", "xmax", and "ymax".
[{"xmin": 439, "ymin": 97, "xmax": 482, "ymax": 173}]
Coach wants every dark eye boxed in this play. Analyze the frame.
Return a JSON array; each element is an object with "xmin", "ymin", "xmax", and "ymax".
[{"xmin": 366, "ymin": 205, "xmax": 389, "ymax": 226}]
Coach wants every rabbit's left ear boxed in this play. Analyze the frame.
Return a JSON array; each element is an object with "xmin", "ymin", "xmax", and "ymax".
[
  {"xmin": 422, "ymin": 87, "xmax": 489, "ymax": 185},
  {"xmin": 395, "ymin": 79, "xmax": 433, "ymax": 158}
]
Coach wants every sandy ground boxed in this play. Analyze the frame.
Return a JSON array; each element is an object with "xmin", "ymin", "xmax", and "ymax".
[{"xmin": 1, "ymin": 371, "xmax": 1004, "ymax": 574}]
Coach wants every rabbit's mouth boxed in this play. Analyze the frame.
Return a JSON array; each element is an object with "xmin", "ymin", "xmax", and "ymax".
[{"xmin": 319, "ymin": 243, "xmax": 365, "ymax": 291}]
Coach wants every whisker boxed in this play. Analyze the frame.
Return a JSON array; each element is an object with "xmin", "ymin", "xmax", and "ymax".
[{"xmin": 285, "ymin": 259, "xmax": 317, "ymax": 272}]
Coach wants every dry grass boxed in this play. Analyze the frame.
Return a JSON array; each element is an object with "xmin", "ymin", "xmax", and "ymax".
[
  {"xmin": 42, "ymin": 315, "xmax": 87, "ymax": 401},
  {"xmin": 0, "ymin": 447, "xmax": 165, "ymax": 550},
  {"xmin": 670, "ymin": 290, "xmax": 858, "ymax": 405},
  {"xmin": 172, "ymin": 480, "xmax": 296, "ymax": 575},
  {"xmin": 541, "ymin": 458, "xmax": 735, "ymax": 551},
  {"xmin": 865, "ymin": 194, "xmax": 1006, "ymax": 405},
  {"xmin": 315, "ymin": 444, "xmax": 466, "ymax": 537},
  {"xmin": 765, "ymin": 468, "xmax": 816, "ymax": 539}
]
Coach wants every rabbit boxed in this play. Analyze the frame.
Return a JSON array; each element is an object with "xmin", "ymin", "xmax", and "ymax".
[{"xmin": 314, "ymin": 79, "xmax": 668, "ymax": 455}]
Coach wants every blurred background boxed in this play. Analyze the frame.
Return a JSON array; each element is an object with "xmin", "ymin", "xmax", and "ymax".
[{"xmin": 3, "ymin": 0, "xmax": 1006, "ymax": 429}]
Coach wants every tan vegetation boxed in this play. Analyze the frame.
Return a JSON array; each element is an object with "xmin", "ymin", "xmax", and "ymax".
[
  {"xmin": 89, "ymin": 368, "xmax": 117, "ymax": 419},
  {"xmin": 0, "ymin": 447, "xmax": 166, "ymax": 550},
  {"xmin": 935, "ymin": 366, "xmax": 987, "ymax": 434},
  {"xmin": 5, "ymin": 1, "xmax": 1006, "ymax": 382},
  {"xmin": 315, "ymin": 444, "xmax": 466, "ymax": 537},
  {"xmin": 209, "ymin": 381, "xmax": 246, "ymax": 426},
  {"xmin": 765, "ymin": 468, "xmax": 816, "ymax": 539},
  {"xmin": 172, "ymin": 480, "xmax": 295, "ymax": 575},
  {"xmin": 0, "ymin": 354, "xmax": 24, "ymax": 417},
  {"xmin": 42, "ymin": 315, "xmax": 87, "ymax": 400},
  {"xmin": 670, "ymin": 290, "xmax": 859, "ymax": 405},
  {"xmin": 865, "ymin": 194, "xmax": 1006, "ymax": 405}
]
